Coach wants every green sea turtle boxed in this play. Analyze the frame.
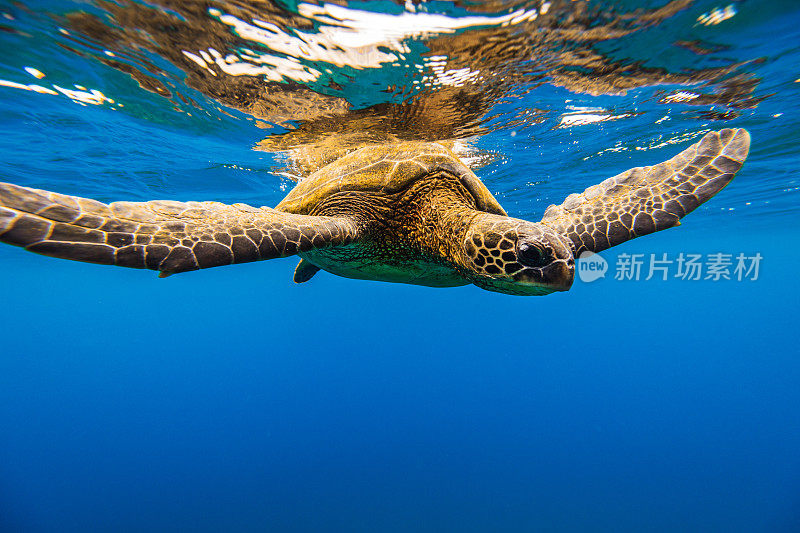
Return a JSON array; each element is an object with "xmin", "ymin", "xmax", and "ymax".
[{"xmin": 0, "ymin": 128, "xmax": 749, "ymax": 295}]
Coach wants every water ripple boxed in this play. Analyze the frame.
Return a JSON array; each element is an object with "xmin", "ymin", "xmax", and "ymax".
[{"xmin": 0, "ymin": 0, "xmax": 796, "ymax": 225}]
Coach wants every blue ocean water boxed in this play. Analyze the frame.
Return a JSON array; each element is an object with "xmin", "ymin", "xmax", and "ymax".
[{"xmin": 0, "ymin": 1, "xmax": 799, "ymax": 531}]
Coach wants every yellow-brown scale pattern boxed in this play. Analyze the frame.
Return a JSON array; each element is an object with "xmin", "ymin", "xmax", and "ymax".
[
  {"xmin": 542, "ymin": 128, "xmax": 750, "ymax": 255},
  {"xmin": 0, "ymin": 183, "xmax": 359, "ymax": 275}
]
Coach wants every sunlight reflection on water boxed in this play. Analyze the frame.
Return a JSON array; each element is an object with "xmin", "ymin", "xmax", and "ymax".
[{"xmin": 0, "ymin": 0, "xmax": 797, "ymax": 223}]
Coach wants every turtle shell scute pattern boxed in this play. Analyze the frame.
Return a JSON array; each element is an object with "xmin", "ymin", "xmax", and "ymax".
[{"xmin": 276, "ymin": 141, "xmax": 507, "ymax": 217}]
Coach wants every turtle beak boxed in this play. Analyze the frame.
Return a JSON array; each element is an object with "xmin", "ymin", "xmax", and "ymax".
[
  {"xmin": 547, "ymin": 236, "xmax": 575, "ymax": 291},
  {"xmin": 543, "ymin": 259, "xmax": 574, "ymax": 291},
  {"xmin": 547, "ymin": 231, "xmax": 575, "ymax": 291},
  {"xmin": 511, "ymin": 257, "xmax": 574, "ymax": 292}
]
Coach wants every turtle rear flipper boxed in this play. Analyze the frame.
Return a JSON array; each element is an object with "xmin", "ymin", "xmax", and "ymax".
[
  {"xmin": 541, "ymin": 128, "xmax": 750, "ymax": 255},
  {"xmin": 293, "ymin": 258, "xmax": 320, "ymax": 283},
  {"xmin": 0, "ymin": 182, "xmax": 360, "ymax": 275}
]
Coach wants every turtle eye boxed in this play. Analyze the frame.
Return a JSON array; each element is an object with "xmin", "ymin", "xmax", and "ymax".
[{"xmin": 517, "ymin": 241, "xmax": 548, "ymax": 267}]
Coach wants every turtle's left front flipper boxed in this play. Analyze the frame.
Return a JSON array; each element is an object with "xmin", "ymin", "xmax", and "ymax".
[
  {"xmin": 0, "ymin": 182, "xmax": 360, "ymax": 275},
  {"xmin": 541, "ymin": 128, "xmax": 750, "ymax": 255}
]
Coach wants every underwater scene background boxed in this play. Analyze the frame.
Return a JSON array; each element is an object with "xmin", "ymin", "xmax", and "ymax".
[{"xmin": 0, "ymin": 0, "xmax": 798, "ymax": 530}]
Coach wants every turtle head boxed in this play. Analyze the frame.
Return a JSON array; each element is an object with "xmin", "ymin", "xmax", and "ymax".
[{"xmin": 460, "ymin": 214, "xmax": 575, "ymax": 295}]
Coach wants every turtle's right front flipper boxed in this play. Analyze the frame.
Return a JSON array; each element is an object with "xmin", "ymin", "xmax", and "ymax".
[
  {"xmin": 540, "ymin": 128, "xmax": 750, "ymax": 255},
  {"xmin": 0, "ymin": 182, "xmax": 360, "ymax": 275}
]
